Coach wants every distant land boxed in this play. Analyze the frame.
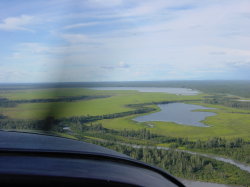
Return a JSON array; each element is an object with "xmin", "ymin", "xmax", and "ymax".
[{"xmin": 1, "ymin": 80, "xmax": 250, "ymax": 98}]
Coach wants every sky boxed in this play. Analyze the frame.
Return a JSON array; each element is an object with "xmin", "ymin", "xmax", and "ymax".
[{"xmin": 0, "ymin": 0, "xmax": 250, "ymax": 82}]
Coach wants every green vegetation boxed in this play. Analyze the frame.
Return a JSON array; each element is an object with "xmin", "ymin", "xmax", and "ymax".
[
  {"xmin": 99, "ymin": 105, "xmax": 250, "ymax": 140},
  {"xmin": 0, "ymin": 95, "xmax": 111, "ymax": 107},
  {"xmin": 203, "ymin": 94, "xmax": 250, "ymax": 110},
  {"xmin": 1, "ymin": 81, "xmax": 250, "ymax": 186},
  {"xmin": 0, "ymin": 88, "xmax": 106, "ymax": 100},
  {"xmin": 87, "ymin": 140, "xmax": 250, "ymax": 187},
  {"xmin": 184, "ymin": 137, "xmax": 250, "ymax": 165},
  {"xmin": 0, "ymin": 89, "xmax": 203, "ymax": 119},
  {"xmin": 79, "ymin": 124, "xmax": 250, "ymax": 166}
]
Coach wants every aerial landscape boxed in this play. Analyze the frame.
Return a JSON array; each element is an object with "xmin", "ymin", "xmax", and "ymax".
[
  {"xmin": 1, "ymin": 81, "xmax": 250, "ymax": 186},
  {"xmin": 1, "ymin": 0, "xmax": 250, "ymax": 186}
]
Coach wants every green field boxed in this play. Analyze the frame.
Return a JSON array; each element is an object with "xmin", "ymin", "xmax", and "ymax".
[
  {"xmin": 0, "ymin": 88, "xmax": 204, "ymax": 119},
  {"xmin": 1, "ymin": 88, "xmax": 250, "ymax": 140},
  {"xmin": 99, "ymin": 115, "xmax": 250, "ymax": 140},
  {"xmin": 97, "ymin": 102, "xmax": 250, "ymax": 140}
]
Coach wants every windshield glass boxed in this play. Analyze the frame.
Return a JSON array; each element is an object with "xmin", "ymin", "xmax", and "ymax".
[{"xmin": 1, "ymin": 1, "xmax": 250, "ymax": 186}]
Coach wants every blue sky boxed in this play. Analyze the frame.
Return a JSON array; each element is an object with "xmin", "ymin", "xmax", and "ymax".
[{"xmin": 0, "ymin": 0, "xmax": 250, "ymax": 82}]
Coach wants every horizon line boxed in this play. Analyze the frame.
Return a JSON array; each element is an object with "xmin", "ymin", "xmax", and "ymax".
[{"xmin": 1, "ymin": 79, "xmax": 250, "ymax": 85}]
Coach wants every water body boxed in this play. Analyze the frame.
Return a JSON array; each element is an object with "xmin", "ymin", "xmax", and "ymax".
[
  {"xmin": 134, "ymin": 103, "xmax": 215, "ymax": 127},
  {"xmin": 123, "ymin": 143, "xmax": 250, "ymax": 173},
  {"xmin": 89, "ymin": 87, "xmax": 200, "ymax": 95},
  {"xmin": 181, "ymin": 179, "xmax": 238, "ymax": 187},
  {"xmin": 238, "ymin": 99, "xmax": 250, "ymax": 102},
  {"xmin": 181, "ymin": 149, "xmax": 250, "ymax": 173},
  {"xmin": 91, "ymin": 138, "xmax": 249, "ymax": 187}
]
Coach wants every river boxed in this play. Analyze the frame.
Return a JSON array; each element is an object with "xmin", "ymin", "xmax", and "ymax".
[
  {"xmin": 124, "ymin": 143, "xmax": 250, "ymax": 173},
  {"xmin": 115, "ymin": 142, "xmax": 250, "ymax": 187},
  {"xmin": 181, "ymin": 179, "xmax": 238, "ymax": 187}
]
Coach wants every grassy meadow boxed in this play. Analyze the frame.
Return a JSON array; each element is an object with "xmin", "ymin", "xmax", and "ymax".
[
  {"xmin": 0, "ymin": 88, "xmax": 203, "ymax": 119},
  {"xmin": 98, "ymin": 108, "xmax": 250, "ymax": 141},
  {"xmin": 1, "ymin": 87, "xmax": 250, "ymax": 141}
]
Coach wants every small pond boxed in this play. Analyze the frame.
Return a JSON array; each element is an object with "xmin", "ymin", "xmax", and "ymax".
[{"xmin": 133, "ymin": 103, "xmax": 216, "ymax": 127}]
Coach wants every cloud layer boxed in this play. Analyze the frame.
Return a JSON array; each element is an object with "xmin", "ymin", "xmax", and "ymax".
[
  {"xmin": 0, "ymin": 0, "xmax": 250, "ymax": 82},
  {"xmin": 0, "ymin": 15, "xmax": 34, "ymax": 31}
]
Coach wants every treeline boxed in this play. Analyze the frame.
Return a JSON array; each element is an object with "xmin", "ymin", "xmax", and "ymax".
[
  {"xmin": 61, "ymin": 107, "xmax": 156, "ymax": 124},
  {"xmin": 187, "ymin": 137, "xmax": 244, "ymax": 149},
  {"xmin": 71, "ymin": 123, "xmax": 248, "ymax": 150},
  {"xmin": 87, "ymin": 140, "xmax": 250, "ymax": 186},
  {"xmin": 0, "ymin": 107, "xmax": 156, "ymax": 133},
  {"xmin": 0, "ymin": 118, "xmax": 53, "ymax": 131},
  {"xmin": 79, "ymin": 123, "xmax": 158, "ymax": 140},
  {"xmin": 161, "ymin": 136, "xmax": 247, "ymax": 150},
  {"xmin": 74, "ymin": 123, "xmax": 182, "ymax": 143},
  {"xmin": 0, "ymin": 95, "xmax": 110, "ymax": 107},
  {"xmin": 118, "ymin": 128, "xmax": 159, "ymax": 139},
  {"xmin": 78, "ymin": 124, "xmax": 250, "ymax": 165},
  {"xmin": 126, "ymin": 99, "xmax": 202, "ymax": 108},
  {"xmin": 81, "ymin": 124, "xmax": 249, "ymax": 150},
  {"xmin": 0, "ymin": 98, "xmax": 16, "ymax": 107},
  {"xmin": 0, "ymin": 117, "xmax": 182, "ymax": 146},
  {"xmin": 160, "ymin": 136, "xmax": 250, "ymax": 164},
  {"xmin": 204, "ymin": 95, "xmax": 250, "ymax": 110},
  {"xmin": 1, "ymin": 116, "xmax": 250, "ymax": 165},
  {"xmin": 83, "ymin": 123, "xmax": 160, "ymax": 140},
  {"xmin": 185, "ymin": 137, "xmax": 250, "ymax": 165}
]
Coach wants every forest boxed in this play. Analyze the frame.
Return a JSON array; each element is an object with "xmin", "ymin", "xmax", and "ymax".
[{"xmin": 86, "ymin": 140, "xmax": 250, "ymax": 186}]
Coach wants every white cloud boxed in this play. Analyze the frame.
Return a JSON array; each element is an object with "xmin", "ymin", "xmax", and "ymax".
[
  {"xmin": 0, "ymin": 15, "xmax": 34, "ymax": 31},
  {"xmin": 63, "ymin": 22, "xmax": 100, "ymax": 29}
]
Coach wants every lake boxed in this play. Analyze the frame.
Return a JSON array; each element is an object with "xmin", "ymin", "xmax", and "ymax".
[
  {"xmin": 133, "ymin": 103, "xmax": 216, "ymax": 127},
  {"xmin": 89, "ymin": 87, "xmax": 200, "ymax": 95}
]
